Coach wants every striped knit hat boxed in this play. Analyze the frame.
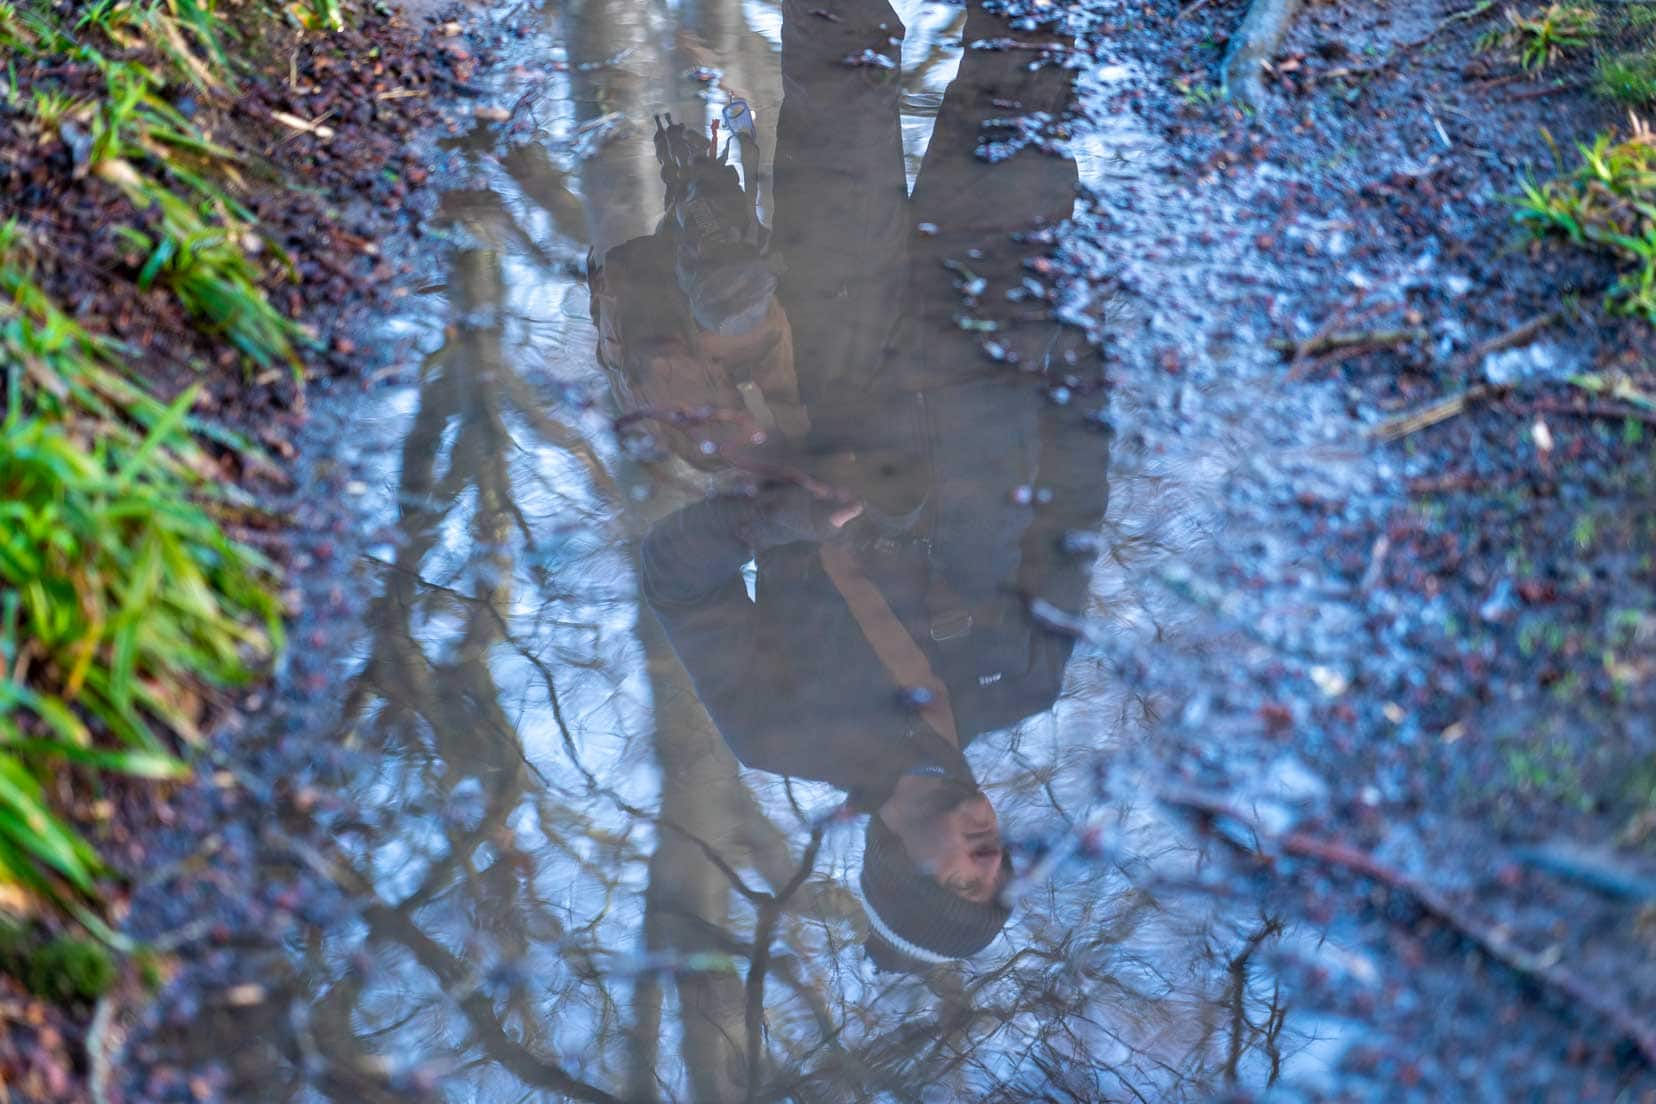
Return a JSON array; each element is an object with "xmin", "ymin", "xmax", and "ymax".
[{"xmin": 859, "ymin": 815, "xmax": 1011, "ymax": 972}]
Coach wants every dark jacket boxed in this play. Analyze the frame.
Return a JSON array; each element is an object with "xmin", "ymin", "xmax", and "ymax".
[
  {"xmin": 635, "ymin": 0, "xmax": 1099, "ymax": 805},
  {"xmin": 642, "ymin": 381, "xmax": 1106, "ymax": 808}
]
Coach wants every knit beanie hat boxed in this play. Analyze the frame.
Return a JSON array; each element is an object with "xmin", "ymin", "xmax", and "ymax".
[{"xmin": 859, "ymin": 815, "xmax": 1011, "ymax": 972}]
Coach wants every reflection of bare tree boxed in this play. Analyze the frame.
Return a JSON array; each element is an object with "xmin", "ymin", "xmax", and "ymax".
[
  {"xmin": 269, "ymin": 135, "xmax": 839, "ymax": 1104},
  {"xmin": 288, "ymin": 242, "xmax": 624, "ymax": 1099},
  {"xmin": 229, "ymin": 241, "xmax": 1309, "ymax": 1104},
  {"xmin": 1220, "ymin": 918, "xmax": 1289, "ymax": 1088},
  {"xmin": 635, "ymin": 610, "xmax": 765, "ymax": 1104},
  {"xmin": 154, "ymin": 2, "xmax": 1322, "ymax": 1100},
  {"xmin": 565, "ymin": 0, "xmax": 671, "ymax": 253}
]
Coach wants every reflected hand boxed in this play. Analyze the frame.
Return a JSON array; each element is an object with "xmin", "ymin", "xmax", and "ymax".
[
  {"xmin": 742, "ymin": 484, "xmax": 860, "ymax": 549},
  {"xmin": 827, "ymin": 501, "xmax": 864, "ymax": 530}
]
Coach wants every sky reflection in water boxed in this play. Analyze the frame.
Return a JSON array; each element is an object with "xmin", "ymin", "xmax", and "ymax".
[{"xmin": 147, "ymin": 0, "xmax": 1360, "ymax": 1099}]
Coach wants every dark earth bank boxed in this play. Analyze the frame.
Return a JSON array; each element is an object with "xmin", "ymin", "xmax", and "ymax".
[{"xmin": 0, "ymin": 1, "xmax": 495, "ymax": 1097}]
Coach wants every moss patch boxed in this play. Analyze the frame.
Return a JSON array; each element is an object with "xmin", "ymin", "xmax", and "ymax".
[{"xmin": 0, "ymin": 918, "xmax": 116, "ymax": 1002}]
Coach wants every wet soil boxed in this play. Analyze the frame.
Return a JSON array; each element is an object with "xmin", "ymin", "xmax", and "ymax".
[
  {"xmin": 2, "ymin": 0, "xmax": 482, "ymax": 435},
  {"xmin": 1059, "ymin": 4, "xmax": 1656, "ymax": 1094},
  {"xmin": 7, "ymin": 0, "xmax": 1654, "ymax": 1100}
]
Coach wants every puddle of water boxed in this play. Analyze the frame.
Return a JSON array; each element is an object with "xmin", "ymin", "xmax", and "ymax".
[{"xmin": 123, "ymin": 1, "xmax": 1382, "ymax": 1100}]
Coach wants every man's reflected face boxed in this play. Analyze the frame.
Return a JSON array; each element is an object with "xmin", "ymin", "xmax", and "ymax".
[{"xmin": 879, "ymin": 776, "xmax": 1009, "ymax": 904}]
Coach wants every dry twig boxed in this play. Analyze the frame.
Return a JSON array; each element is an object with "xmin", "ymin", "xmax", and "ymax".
[
  {"xmin": 1161, "ymin": 789, "xmax": 1656, "ymax": 1066},
  {"xmin": 1515, "ymin": 398, "xmax": 1656, "ymax": 428},
  {"xmin": 1175, "ymin": 0, "xmax": 1219, "ymax": 23},
  {"xmin": 1369, "ymin": 309, "xmax": 1569, "ymax": 440},
  {"xmin": 1371, "ymin": 384, "xmax": 1497, "ymax": 441},
  {"xmin": 1270, "ymin": 327, "xmax": 1427, "ymax": 360}
]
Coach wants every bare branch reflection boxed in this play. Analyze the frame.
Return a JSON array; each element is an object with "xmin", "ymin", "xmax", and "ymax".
[{"xmin": 138, "ymin": 0, "xmax": 1329, "ymax": 1099}]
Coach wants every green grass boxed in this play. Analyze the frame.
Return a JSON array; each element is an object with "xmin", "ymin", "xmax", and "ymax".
[
  {"xmin": 1516, "ymin": 118, "xmax": 1656, "ymax": 320},
  {"xmin": 1596, "ymin": 50, "xmax": 1656, "ymax": 104},
  {"xmin": 3, "ymin": 2, "xmax": 306, "ymax": 376},
  {"xmin": 1479, "ymin": 3, "xmax": 1599, "ymax": 70},
  {"xmin": 1174, "ymin": 77, "xmax": 1221, "ymax": 108},
  {"xmin": 110, "ymin": 182, "xmax": 303, "ymax": 373},
  {"xmin": 0, "ymin": 0, "xmax": 333, "ymax": 921},
  {"xmin": 298, "ymin": 0, "xmax": 342, "ymax": 31},
  {"xmin": 2, "ymin": 238, "xmax": 284, "ymax": 899},
  {"xmin": 1591, "ymin": 1, "xmax": 1656, "ymax": 105}
]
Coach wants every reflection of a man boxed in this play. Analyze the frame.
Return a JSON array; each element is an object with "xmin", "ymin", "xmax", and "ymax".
[{"xmin": 594, "ymin": 0, "xmax": 1108, "ymax": 971}]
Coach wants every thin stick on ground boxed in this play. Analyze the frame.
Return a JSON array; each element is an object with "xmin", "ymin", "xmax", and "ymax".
[
  {"xmin": 1175, "ymin": 0, "xmax": 1219, "ymax": 25},
  {"xmin": 87, "ymin": 992, "xmax": 118, "ymax": 1104},
  {"xmin": 1269, "ymin": 327, "xmax": 1428, "ymax": 360},
  {"xmin": 1160, "ymin": 789, "xmax": 1656, "ymax": 1067},
  {"xmin": 1371, "ymin": 384, "xmax": 1497, "ymax": 441},
  {"xmin": 1465, "ymin": 309, "xmax": 1566, "ymax": 362},
  {"xmin": 1515, "ymin": 398, "xmax": 1656, "ymax": 428},
  {"xmin": 1320, "ymin": 1, "xmax": 1501, "ymax": 84},
  {"xmin": 1369, "ymin": 309, "xmax": 1568, "ymax": 441}
]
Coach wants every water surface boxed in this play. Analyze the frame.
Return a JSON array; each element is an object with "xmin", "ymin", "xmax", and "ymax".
[{"xmin": 132, "ymin": 1, "xmax": 1363, "ymax": 1098}]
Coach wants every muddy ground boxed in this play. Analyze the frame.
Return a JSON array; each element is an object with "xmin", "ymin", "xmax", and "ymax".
[
  {"xmin": 0, "ymin": 3, "xmax": 485, "ymax": 1097},
  {"xmin": 1051, "ymin": 0, "xmax": 1656, "ymax": 1093},
  {"xmin": 4, "ymin": 0, "xmax": 1654, "ymax": 1099}
]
